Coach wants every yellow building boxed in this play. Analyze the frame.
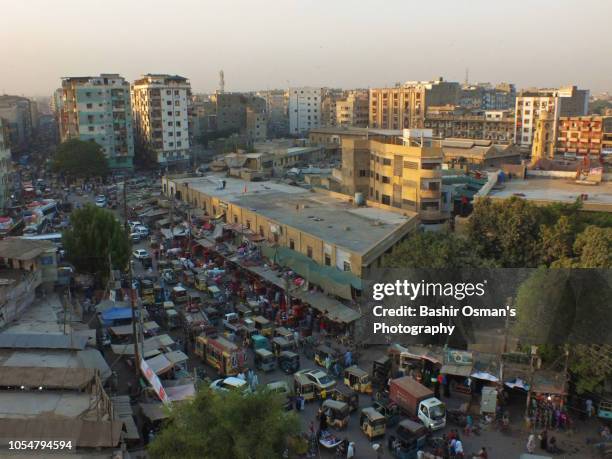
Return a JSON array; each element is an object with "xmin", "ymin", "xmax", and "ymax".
[
  {"xmin": 162, "ymin": 175, "xmax": 418, "ymax": 280},
  {"xmin": 335, "ymin": 130, "xmax": 446, "ymax": 223}
]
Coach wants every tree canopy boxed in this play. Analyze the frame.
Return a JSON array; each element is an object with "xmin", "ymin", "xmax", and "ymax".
[
  {"xmin": 52, "ymin": 138, "xmax": 109, "ymax": 179},
  {"xmin": 62, "ymin": 204, "xmax": 130, "ymax": 283},
  {"xmin": 149, "ymin": 387, "xmax": 301, "ymax": 459}
]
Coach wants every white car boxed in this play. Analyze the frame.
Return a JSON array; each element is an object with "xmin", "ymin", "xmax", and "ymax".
[
  {"xmin": 132, "ymin": 249, "xmax": 149, "ymax": 259},
  {"xmin": 210, "ymin": 377, "xmax": 250, "ymax": 394},
  {"xmin": 296, "ymin": 369, "xmax": 336, "ymax": 391},
  {"xmin": 135, "ymin": 225, "xmax": 149, "ymax": 237},
  {"xmin": 95, "ymin": 195, "xmax": 107, "ymax": 207},
  {"xmin": 128, "ymin": 221, "xmax": 143, "ymax": 230}
]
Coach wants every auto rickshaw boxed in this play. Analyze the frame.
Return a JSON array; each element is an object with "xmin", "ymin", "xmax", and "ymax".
[
  {"xmin": 278, "ymin": 351, "xmax": 300, "ymax": 374},
  {"xmin": 182, "ymin": 270, "xmax": 195, "ymax": 287},
  {"xmin": 372, "ymin": 399, "xmax": 401, "ymax": 427},
  {"xmin": 253, "ymin": 316, "xmax": 273, "ymax": 337},
  {"xmin": 204, "ymin": 306, "xmax": 221, "ymax": 326},
  {"xmin": 251, "ymin": 334, "xmax": 269, "ymax": 351},
  {"xmin": 236, "ymin": 304, "xmax": 253, "ymax": 320},
  {"xmin": 187, "ymin": 293, "xmax": 201, "ymax": 309},
  {"xmin": 391, "ymin": 419, "xmax": 428, "ymax": 459},
  {"xmin": 314, "ymin": 345, "xmax": 338, "ymax": 368},
  {"xmin": 153, "ymin": 283, "xmax": 164, "ymax": 304},
  {"xmin": 319, "ymin": 399, "xmax": 350, "ymax": 430},
  {"xmin": 165, "ymin": 308, "xmax": 180, "ymax": 329},
  {"xmin": 328, "ymin": 386, "xmax": 359, "ymax": 412},
  {"xmin": 271, "ymin": 337, "xmax": 292, "ymax": 357},
  {"xmin": 171, "ymin": 286, "xmax": 188, "ymax": 305},
  {"xmin": 294, "ymin": 372, "xmax": 316, "ymax": 402},
  {"xmin": 274, "ymin": 326, "xmax": 295, "ymax": 344},
  {"xmin": 343, "ymin": 366, "xmax": 372, "ymax": 394},
  {"xmin": 360, "ymin": 407, "xmax": 386, "ymax": 440},
  {"xmin": 255, "ymin": 348, "xmax": 276, "ymax": 372},
  {"xmin": 141, "ymin": 279, "xmax": 155, "ymax": 305},
  {"xmin": 372, "ymin": 355, "xmax": 392, "ymax": 389},
  {"xmin": 195, "ymin": 273, "xmax": 207, "ymax": 291}
]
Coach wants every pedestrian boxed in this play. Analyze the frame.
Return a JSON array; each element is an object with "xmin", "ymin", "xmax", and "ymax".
[
  {"xmin": 454, "ymin": 439, "xmax": 464, "ymax": 459},
  {"xmin": 526, "ymin": 433, "xmax": 536, "ymax": 453},
  {"xmin": 293, "ymin": 330, "xmax": 300, "ymax": 349},
  {"xmin": 346, "ymin": 441, "xmax": 355, "ymax": 459},
  {"xmin": 464, "ymin": 414, "xmax": 473, "ymax": 436},
  {"xmin": 475, "ymin": 446, "xmax": 488, "ymax": 459},
  {"xmin": 586, "ymin": 398, "xmax": 594, "ymax": 417},
  {"xmin": 344, "ymin": 350, "xmax": 352, "ymax": 368},
  {"xmin": 539, "ymin": 429, "xmax": 548, "ymax": 451}
]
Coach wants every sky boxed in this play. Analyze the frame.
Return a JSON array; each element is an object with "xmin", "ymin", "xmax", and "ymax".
[{"xmin": 1, "ymin": 0, "xmax": 611, "ymax": 97}]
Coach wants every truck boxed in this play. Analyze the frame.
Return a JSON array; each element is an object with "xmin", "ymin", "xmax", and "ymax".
[{"xmin": 389, "ymin": 376, "xmax": 446, "ymax": 430}]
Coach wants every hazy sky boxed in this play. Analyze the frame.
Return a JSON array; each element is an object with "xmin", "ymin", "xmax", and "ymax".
[{"xmin": 1, "ymin": 0, "xmax": 611, "ymax": 96}]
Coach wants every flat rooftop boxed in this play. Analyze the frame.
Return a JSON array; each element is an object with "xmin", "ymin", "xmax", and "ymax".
[
  {"xmin": 488, "ymin": 178, "xmax": 612, "ymax": 211},
  {"xmin": 172, "ymin": 175, "xmax": 416, "ymax": 254},
  {"xmin": 0, "ymin": 391, "xmax": 96, "ymax": 419},
  {"xmin": 309, "ymin": 127, "xmax": 402, "ymax": 137}
]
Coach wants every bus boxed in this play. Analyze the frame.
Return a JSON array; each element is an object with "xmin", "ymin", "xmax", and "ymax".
[{"xmin": 195, "ymin": 335, "xmax": 246, "ymax": 377}]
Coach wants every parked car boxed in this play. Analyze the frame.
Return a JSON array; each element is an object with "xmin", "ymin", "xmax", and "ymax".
[
  {"xmin": 95, "ymin": 195, "xmax": 107, "ymax": 208},
  {"xmin": 132, "ymin": 249, "xmax": 150, "ymax": 259},
  {"xmin": 135, "ymin": 225, "xmax": 149, "ymax": 237},
  {"xmin": 130, "ymin": 232, "xmax": 141, "ymax": 242},
  {"xmin": 210, "ymin": 377, "xmax": 250, "ymax": 394}
]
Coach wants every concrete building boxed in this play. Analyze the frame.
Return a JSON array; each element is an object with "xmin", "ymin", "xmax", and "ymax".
[
  {"xmin": 163, "ymin": 175, "xmax": 418, "ymax": 279},
  {"xmin": 424, "ymin": 106, "xmax": 514, "ymax": 143},
  {"xmin": 440, "ymin": 138, "xmax": 521, "ymax": 170},
  {"xmin": 258, "ymin": 89, "xmax": 289, "ymax": 136},
  {"xmin": 289, "ymin": 87, "xmax": 321, "ymax": 135},
  {"xmin": 0, "ymin": 95, "xmax": 33, "ymax": 152},
  {"xmin": 369, "ymin": 78, "xmax": 460, "ymax": 130},
  {"xmin": 320, "ymin": 88, "xmax": 345, "ymax": 128},
  {"xmin": 59, "ymin": 74, "xmax": 135, "ymax": 170},
  {"xmin": 132, "ymin": 74, "xmax": 191, "ymax": 167},
  {"xmin": 459, "ymin": 82, "xmax": 516, "ymax": 110},
  {"xmin": 189, "ymin": 95, "xmax": 217, "ymax": 138},
  {"xmin": 245, "ymin": 107, "xmax": 267, "ymax": 143},
  {"xmin": 211, "ymin": 92, "xmax": 266, "ymax": 133},
  {"xmin": 514, "ymin": 86, "xmax": 589, "ymax": 147},
  {"xmin": 0, "ymin": 119, "xmax": 11, "ymax": 210},
  {"xmin": 556, "ymin": 115, "xmax": 612, "ymax": 158},
  {"xmin": 336, "ymin": 91, "xmax": 369, "ymax": 128}
]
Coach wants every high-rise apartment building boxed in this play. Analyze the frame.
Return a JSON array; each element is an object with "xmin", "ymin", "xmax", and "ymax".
[
  {"xmin": 514, "ymin": 85, "xmax": 589, "ymax": 147},
  {"xmin": 369, "ymin": 78, "xmax": 460, "ymax": 130},
  {"xmin": 288, "ymin": 87, "xmax": 321, "ymax": 135},
  {"xmin": 336, "ymin": 92, "xmax": 369, "ymax": 128},
  {"xmin": 320, "ymin": 88, "xmax": 345, "ymax": 128},
  {"xmin": 210, "ymin": 92, "xmax": 266, "ymax": 133},
  {"xmin": 459, "ymin": 83, "xmax": 516, "ymax": 110},
  {"xmin": 0, "ymin": 95, "xmax": 33, "ymax": 152},
  {"xmin": 258, "ymin": 89, "xmax": 289, "ymax": 137},
  {"xmin": 132, "ymin": 74, "xmax": 191, "ymax": 167},
  {"xmin": 0, "ymin": 119, "xmax": 11, "ymax": 210},
  {"xmin": 245, "ymin": 107, "xmax": 267, "ymax": 143},
  {"xmin": 59, "ymin": 74, "xmax": 135, "ymax": 170}
]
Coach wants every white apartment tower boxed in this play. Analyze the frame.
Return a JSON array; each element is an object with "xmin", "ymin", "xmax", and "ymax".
[
  {"xmin": 132, "ymin": 74, "xmax": 191, "ymax": 166},
  {"xmin": 514, "ymin": 85, "xmax": 589, "ymax": 147},
  {"xmin": 288, "ymin": 87, "xmax": 321, "ymax": 135}
]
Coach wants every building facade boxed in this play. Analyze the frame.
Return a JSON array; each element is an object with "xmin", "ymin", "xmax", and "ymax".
[
  {"xmin": 424, "ymin": 106, "xmax": 514, "ymax": 143},
  {"xmin": 556, "ymin": 115, "xmax": 612, "ymax": 157},
  {"xmin": 245, "ymin": 108, "xmax": 267, "ymax": 143},
  {"xmin": 320, "ymin": 88, "xmax": 345, "ymax": 128},
  {"xmin": 369, "ymin": 78, "xmax": 460, "ymax": 130},
  {"xmin": 258, "ymin": 89, "xmax": 289, "ymax": 137},
  {"xmin": 59, "ymin": 74, "xmax": 135, "ymax": 170},
  {"xmin": 0, "ymin": 95, "xmax": 33, "ymax": 152},
  {"xmin": 288, "ymin": 87, "xmax": 321, "ymax": 135},
  {"xmin": 0, "ymin": 119, "xmax": 11, "ymax": 210},
  {"xmin": 336, "ymin": 92, "xmax": 369, "ymax": 128},
  {"xmin": 459, "ymin": 83, "xmax": 516, "ymax": 110},
  {"xmin": 514, "ymin": 86, "xmax": 589, "ymax": 147},
  {"xmin": 132, "ymin": 74, "xmax": 191, "ymax": 167}
]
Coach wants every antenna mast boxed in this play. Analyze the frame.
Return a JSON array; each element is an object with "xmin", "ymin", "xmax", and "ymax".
[{"xmin": 219, "ymin": 70, "xmax": 225, "ymax": 94}]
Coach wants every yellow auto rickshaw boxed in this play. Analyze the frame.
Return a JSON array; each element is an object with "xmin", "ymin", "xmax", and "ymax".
[
  {"xmin": 294, "ymin": 372, "xmax": 316, "ymax": 402},
  {"xmin": 319, "ymin": 399, "xmax": 350, "ymax": 430},
  {"xmin": 195, "ymin": 273, "xmax": 207, "ymax": 291},
  {"xmin": 253, "ymin": 315, "xmax": 273, "ymax": 337},
  {"xmin": 314, "ymin": 345, "xmax": 338, "ymax": 368},
  {"xmin": 343, "ymin": 366, "xmax": 372, "ymax": 394},
  {"xmin": 360, "ymin": 407, "xmax": 386, "ymax": 440}
]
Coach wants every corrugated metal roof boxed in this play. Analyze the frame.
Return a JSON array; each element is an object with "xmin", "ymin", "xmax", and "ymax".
[
  {"xmin": 0, "ymin": 367, "xmax": 96, "ymax": 389},
  {"xmin": 0, "ymin": 333, "xmax": 89, "ymax": 350}
]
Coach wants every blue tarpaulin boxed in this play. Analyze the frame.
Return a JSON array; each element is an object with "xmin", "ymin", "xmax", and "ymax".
[{"xmin": 100, "ymin": 307, "xmax": 133, "ymax": 326}]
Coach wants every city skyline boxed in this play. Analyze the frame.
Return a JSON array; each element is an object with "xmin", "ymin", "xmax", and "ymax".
[{"xmin": 1, "ymin": 0, "xmax": 611, "ymax": 96}]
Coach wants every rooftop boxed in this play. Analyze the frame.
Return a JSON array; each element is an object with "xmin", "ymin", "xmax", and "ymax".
[
  {"xmin": 172, "ymin": 175, "xmax": 416, "ymax": 254},
  {"xmin": 487, "ymin": 178, "xmax": 612, "ymax": 211},
  {"xmin": 0, "ymin": 237, "xmax": 54, "ymax": 260},
  {"xmin": 309, "ymin": 126, "xmax": 402, "ymax": 137}
]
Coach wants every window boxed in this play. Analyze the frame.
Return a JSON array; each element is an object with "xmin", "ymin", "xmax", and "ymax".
[
  {"xmin": 176, "ymin": 121, "xmax": 181, "ymax": 127},
  {"xmin": 175, "ymin": 111, "xmax": 180, "ymax": 116},
  {"xmin": 88, "ymin": 126, "xmax": 94, "ymax": 132},
  {"xmin": 381, "ymin": 195, "xmax": 391, "ymax": 205},
  {"xmin": 176, "ymin": 131, "xmax": 181, "ymax": 137},
  {"xmin": 324, "ymin": 254, "xmax": 331, "ymax": 266},
  {"xmin": 289, "ymin": 239, "xmax": 295, "ymax": 250},
  {"xmin": 382, "ymin": 176, "xmax": 390, "ymax": 184},
  {"xmin": 174, "ymin": 89, "xmax": 179, "ymax": 95},
  {"xmin": 177, "ymin": 141, "xmax": 182, "ymax": 147},
  {"xmin": 343, "ymin": 261, "xmax": 351, "ymax": 272},
  {"xmin": 359, "ymin": 170, "xmax": 367, "ymax": 177},
  {"xmin": 166, "ymin": 90, "xmax": 171, "ymax": 95},
  {"xmin": 246, "ymin": 220, "xmax": 251, "ymax": 229},
  {"xmin": 382, "ymin": 158, "xmax": 392, "ymax": 166},
  {"xmin": 86, "ymin": 103, "xmax": 93, "ymax": 109},
  {"xmin": 306, "ymin": 246, "xmax": 313, "ymax": 258},
  {"xmin": 167, "ymin": 111, "xmax": 172, "ymax": 116},
  {"xmin": 167, "ymin": 101, "xmax": 172, "ymax": 106}
]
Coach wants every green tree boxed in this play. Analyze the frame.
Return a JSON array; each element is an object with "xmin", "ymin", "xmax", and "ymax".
[
  {"xmin": 149, "ymin": 387, "xmax": 301, "ymax": 459},
  {"xmin": 62, "ymin": 204, "xmax": 130, "ymax": 283},
  {"xmin": 539, "ymin": 216, "xmax": 576, "ymax": 265},
  {"xmin": 468, "ymin": 197, "xmax": 541, "ymax": 267},
  {"xmin": 52, "ymin": 138, "xmax": 109, "ymax": 179},
  {"xmin": 383, "ymin": 230, "xmax": 495, "ymax": 268}
]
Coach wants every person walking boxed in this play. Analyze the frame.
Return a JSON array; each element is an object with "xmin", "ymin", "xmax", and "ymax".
[
  {"xmin": 526, "ymin": 433, "xmax": 536, "ymax": 453},
  {"xmin": 346, "ymin": 441, "xmax": 355, "ymax": 459}
]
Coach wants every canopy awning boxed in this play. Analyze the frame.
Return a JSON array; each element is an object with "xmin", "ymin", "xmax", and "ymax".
[
  {"xmin": 292, "ymin": 289, "xmax": 361, "ymax": 324},
  {"xmin": 145, "ymin": 354, "xmax": 174, "ymax": 375},
  {"xmin": 441, "ymin": 364, "xmax": 473, "ymax": 377}
]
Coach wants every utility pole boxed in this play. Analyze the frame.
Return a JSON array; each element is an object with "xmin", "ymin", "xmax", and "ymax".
[{"xmin": 123, "ymin": 180, "xmax": 140, "ymax": 376}]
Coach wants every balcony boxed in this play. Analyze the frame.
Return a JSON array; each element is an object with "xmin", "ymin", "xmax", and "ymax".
[
  {"xmin": 419, "ymin": 169, "xmax": 441, "ymax": 179},
  {"xmin": 419, "ymin": 209, "xmax": 446, "ymax": 222},
  {"xmin": 419, "ymin": 189, "xmax": 440, "ymax": 199}
]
